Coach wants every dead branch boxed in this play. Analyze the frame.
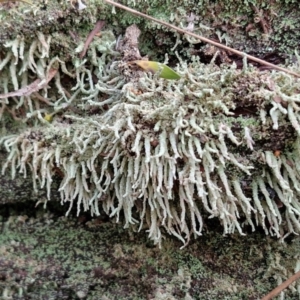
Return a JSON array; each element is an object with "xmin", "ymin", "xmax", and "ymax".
[
  {"xmin": 0, "ymin": 68, "xmax": 58, "ymax": 99},
  {"xmin": 80, "ymin": 20, "xmax": 105, "ymax": 59},
  {"xmin": 261, "ymin": 270, "xmax": 300, "ymax": 300}
]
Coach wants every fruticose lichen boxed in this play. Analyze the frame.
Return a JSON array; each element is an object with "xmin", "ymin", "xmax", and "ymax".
[
  {"xmin": 1, "ymin": 0, "xmax": 300, "ymax": 62},
  {"xmin": 1, "ymin": 24, "xmax": 300, "ymax": 247}
]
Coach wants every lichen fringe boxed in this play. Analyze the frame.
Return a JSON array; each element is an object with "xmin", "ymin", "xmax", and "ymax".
[{"xmin": 1, "ymin": 30, "xmax": 300, "ymax": 247}]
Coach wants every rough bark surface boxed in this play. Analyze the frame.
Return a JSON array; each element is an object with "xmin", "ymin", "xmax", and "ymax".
[
  {"xmin": 1, "ymin": 1, "xmax": 300, "ymax": 299},
  {"xmin": 0, "ymin": 151, "xmax": 60, "ymax": 205}
]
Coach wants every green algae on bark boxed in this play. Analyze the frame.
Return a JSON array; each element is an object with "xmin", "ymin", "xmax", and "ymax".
[{"xmin": 1, "ymin": 205, "xmax": 300, "ymax": 299}]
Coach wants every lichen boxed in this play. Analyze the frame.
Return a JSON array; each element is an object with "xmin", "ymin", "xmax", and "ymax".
[
  {"xmin": 1, "ymin": 0, "xmax": 300, "ymax": 62},
  {"xmin": 1, "ymin": 24, "xmax": 300, "ymax": 248}
]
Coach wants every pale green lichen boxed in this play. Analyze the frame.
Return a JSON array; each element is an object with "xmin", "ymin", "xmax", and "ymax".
[
  {"xmin": 1, "ymin": 0, "xmax": 300, "ymax": 62},
  {"xmin": 1, "ymin": 25, "xmax": 300, "ymax": 247}
]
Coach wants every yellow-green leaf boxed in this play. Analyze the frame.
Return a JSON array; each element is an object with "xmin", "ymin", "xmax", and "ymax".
[
  {"xmin": 43, "ymin": 113, "xmax": 53, "ymax": 123},
  {"xmin": 134, "ymin": 60, "xmax": 180, "ymax": 80}
]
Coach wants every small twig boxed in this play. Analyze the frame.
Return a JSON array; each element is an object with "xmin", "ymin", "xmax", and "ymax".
[
  {"xmin": 251, "ymin": 5, "xmax": 269, "ymax": 35},
  {"xmin": 0, "ymin": 68, "xmax": 58, "ymax": 99},
  {"xmin": 261, "ymin": 270, "xmax": 300, "ymax": 300},
  {"xmin": 103, "ymin": 0, "xmax": 300, "ymax": 78},
  {"xmin": 6, "ymin": 106, "xmax": 23, "ymax": 121},
  {"xmin": 80, "ymin": 20, "xmax": 105, "ymax": 59},
  {"xmin": 32, "ymin": 92, "xmax": 54, "ymax": 106}
]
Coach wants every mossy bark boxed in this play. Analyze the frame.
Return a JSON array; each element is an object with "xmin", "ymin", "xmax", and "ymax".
[
  {"xmin": 1, "ymin": 0, "xmax": 299, "ymax": 61},
  {"xmin": 1, "ymin": 1, "xmax": 300, "ymax": 299},
  {"xmin": 0, "ymin": 0, "xmax": 299, "ymax": 204}
]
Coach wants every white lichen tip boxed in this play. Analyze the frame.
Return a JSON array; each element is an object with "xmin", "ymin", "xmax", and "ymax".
[{"xmin": 77, "ymin": 0, "xmax": 87, "ymax": 10}]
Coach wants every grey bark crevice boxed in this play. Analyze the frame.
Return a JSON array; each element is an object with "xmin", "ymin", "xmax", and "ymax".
[{"xmin": 0, "ymin": 151, "xmax": 60, "ymax": 205}]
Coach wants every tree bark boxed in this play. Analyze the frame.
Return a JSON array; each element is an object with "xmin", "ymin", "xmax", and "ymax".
[
  {"xmin": 1, "ymin": 2, "xmax": 300, "ymax": 299},
  {"xmin": 0, "ymin": 151, "xmax": 60, "ymax": 205}
]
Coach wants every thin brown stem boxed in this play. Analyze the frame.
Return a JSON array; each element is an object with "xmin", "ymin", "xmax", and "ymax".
[
  {"xmin": 251, "ymin": 5, "xmax": 269, "ymax": 35},
  {"xmin": 261, "ymin": 270, "xmax": 300, "ymax": 300},
  {"xmin": 32, "ymin": 92, "xmax": 53, "ymax": 105},
  {"xmin": 80, "ymin": 20, "xmax": 105, "ymax": 59},
  {"xmin": 103, "ymin": 0, "xmax": 300, "ymax": 78}
]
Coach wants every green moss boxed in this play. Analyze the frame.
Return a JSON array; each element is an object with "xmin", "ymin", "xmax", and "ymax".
[
  {"xmin": 1, "ymin": 206, "xmax": 300, "ymax": 299},
  {"xmin": 1, "ymin": 0, "xmax": 299, "ymax": 61}
]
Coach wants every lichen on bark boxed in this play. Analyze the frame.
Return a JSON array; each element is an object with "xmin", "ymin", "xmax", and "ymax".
[
  {"xmin": 1, "ymin": 0, "xmax": 300, "ymax": 247},
  {"xmin": 1, "ymin": 1, "xmax": 300, "ymax": 299}
]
